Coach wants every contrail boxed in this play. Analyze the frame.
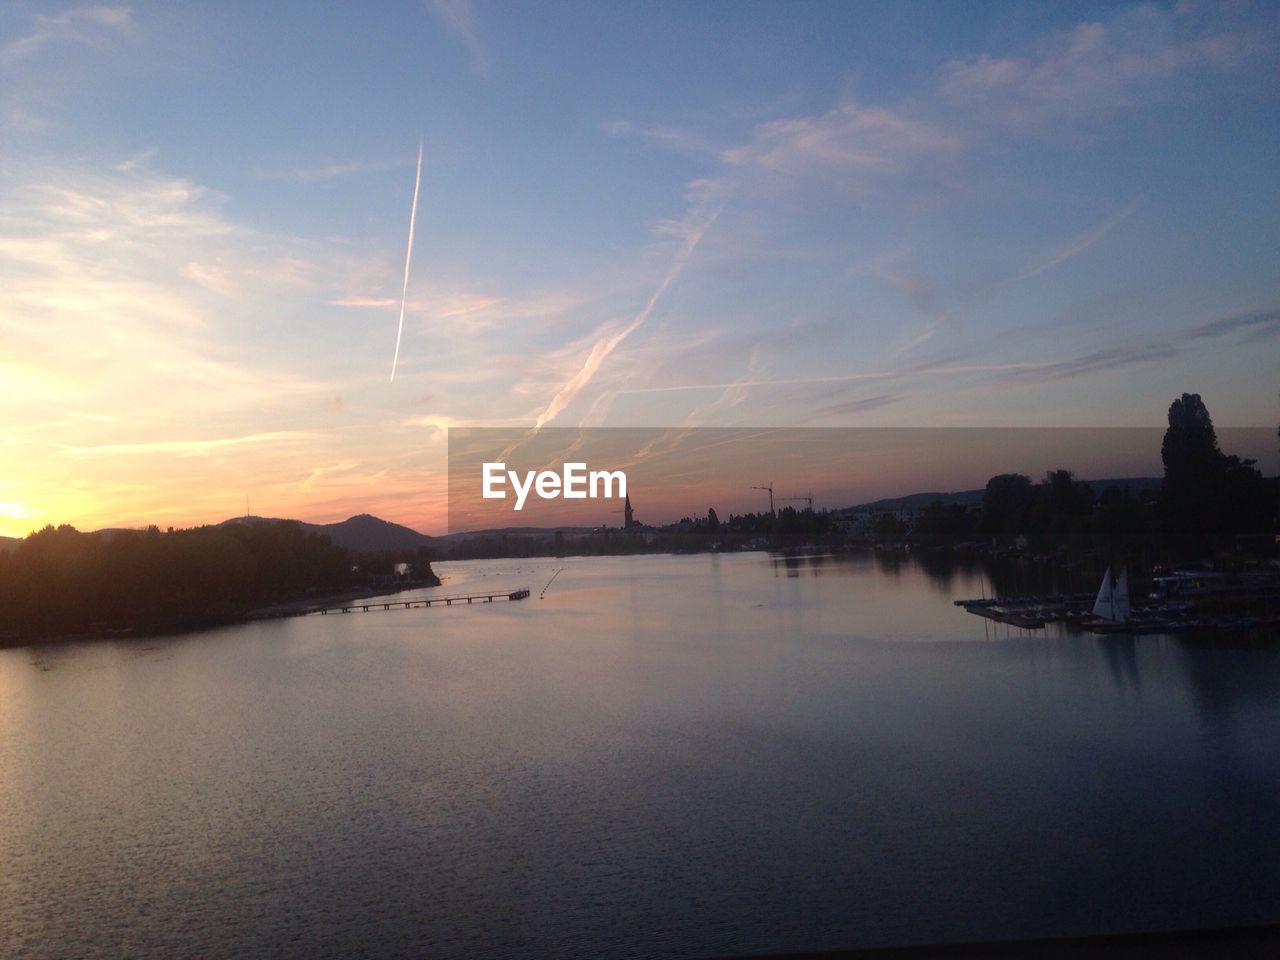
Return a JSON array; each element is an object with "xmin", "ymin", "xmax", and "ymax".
[
  {"xmin": 390, "ymin": 139, "xmax": 423, "ymax": 383},
  {"xmin": 1006, "ymin": 196, "xmax": 1143, "ymax": 285},
  {"xmin": 531, "ymin": 203, "xmax": 723, "ymax": 429}
]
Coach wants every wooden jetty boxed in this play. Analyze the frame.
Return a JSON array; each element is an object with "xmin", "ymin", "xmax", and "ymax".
[
  {"xmin": 962, "ymin": 605, "xmax": 1046, "ymax": 630},
  {"xmin": 307, "ymin": 587, "xmax": 531, "ymax": 616},
  {"xmin": 954, "ymin": 592, "xmax": 1096, "ymax": 630},
  {"xmin": 955, "ymin": 591, "xmax": 1280, "ymax": 639}
]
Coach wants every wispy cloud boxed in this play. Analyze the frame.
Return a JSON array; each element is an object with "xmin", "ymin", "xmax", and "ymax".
[
  {"xmin": 873, "ymin": 252, "xmax": 951, "ymax": 356},
  {"xmin": 0, "ymin": 5, "xmax": 131, "ymax": 64},
  {"xmin": 531, "ymin": 203, "xmax": 723, "ymax": 429},
  {"xmin": 285, "ymin": 159, "xmax": 403, "ymax": 182},
  {"xmin": 329, "ymin": 295, "xmax": 398, "ymax": 308},
  {"xmin": 723, "ymin": 101, "xmax": 957, "ymax": 189},
  {"xmin": 1185, "ymin": 307, "xmax": 1280, "ymax": 342},
  {"xmin": 428, "ymin": 0, "xmax": 490, "ymax": 78},
  {"xmin": 1006, "ymin": 197, "xmax": 1143, "ymax": 283},
  {"xmin": 939, "ymin": 3, "xmax": 1275, "ymax": 125},
  {"xmin": 63, "ymin": 431, "xmax": 317, "ymax": 458},
  {"xmin": 980, "ymin": 303, "xmax": 1280, "ymax": 391},
  {"xmin": 604, "ymin": 120, "xmax": 721, "ymax": 156},
  {"xmin": 0, "ymin": 157, "xmax": 353, "ymax": 456},
  {"xmin": 996, "ymin": 344, "xmax": 1176, "ymax": 385},
  {"xmin": 815, "ymin": 394, "xmax": 900, "ymax": 418}
]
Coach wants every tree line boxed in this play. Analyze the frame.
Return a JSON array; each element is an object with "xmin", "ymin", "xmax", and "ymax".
[
  {"xmin": 0, "ymin": 520, "xmax": 362, "ymax": 641},
  {"xmin": 903, "ymin": 393, "xmax": 1276, "ymax": 555}
]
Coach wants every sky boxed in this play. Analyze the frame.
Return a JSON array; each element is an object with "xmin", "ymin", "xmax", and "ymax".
[{"xmin": 1, "ymin": 1, "xmax": 1277, "ymax": 536}]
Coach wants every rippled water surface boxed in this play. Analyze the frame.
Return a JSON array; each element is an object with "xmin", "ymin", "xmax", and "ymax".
[{"xmin": 2, "ymin": 552, "xmax": 1278, "ymax": 958}]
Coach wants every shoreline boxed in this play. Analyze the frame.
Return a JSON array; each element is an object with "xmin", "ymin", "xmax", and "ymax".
[{"xmin": 0, "ymin": 577, "xmax": 442, "ymax": 652}]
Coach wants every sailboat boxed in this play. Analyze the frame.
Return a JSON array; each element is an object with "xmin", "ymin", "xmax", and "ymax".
[{"xmin": 1090, "ymin": 566, "xmax": 1131, "ymax": 631}]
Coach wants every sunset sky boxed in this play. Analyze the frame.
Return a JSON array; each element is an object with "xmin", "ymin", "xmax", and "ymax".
[{"xmin": 1, "ymin": 1, "xmax": 1277, "ymax": 536}]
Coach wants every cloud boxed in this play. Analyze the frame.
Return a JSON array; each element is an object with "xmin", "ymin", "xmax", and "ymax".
[
  {"xmin": 511, "ymin": 95, "xmax": 939, "ymax": 433},
  {"xmin": 723, "ymin": 101, "xmax": 957, "ymax": 188},
  {"xmin": 300, "ymin": 459, "xmax": 366, "ymax": 491},
  {"xmin": 872, "ymin": 252, "xmax": 951, "ymax": 356},
  {"xmin": 530, "ymin": 203, "xmax": 723, "ymax": 429},
  {"xmin": 604, "ymin": 120, "xmax": 721, "ymax": 156},
  {"xmin": 428, "ymin": 0, "xmax": 490, "ymax": 78},
  {"xmin": 1185, "ymin": 307, "xmax": 1280, "ymax": 342},
  {"xmin": 0, "ymin": 157, "xmax": 351, "ymax": 443},
  {"xmin": 817, "ymin": 394, "xmax": 900, "ymax": 417},
  {"xmin": 618, "ymin": 370, "xmax": 896, "ymax": 396},
  {"xmin": 328, "ymin": 285, "xmax": 580, "ymax": 342},
  {"xmin": 329, "ymin": 295, "xmax": 398, "ymax": 308},
  {"xmin": 63, "ymin": 431, "xmax": 318, "ymax": 458},
  {"xmin": 288, "ymin": 159, "xmax": 400, "ymax": 181},
  {"xmin": 1006, "ymin": 197, "xmax": 1143, "ymax": 283},
  {"xmin": 997, "ymin": 344, "xmax": 1176, "ymax": 385},
  {"xmin": 939, "ymin": 3, "xmax": 1274, "ymax": 125},
  {"xmin": 974, "ymin": 304, "xmax": 1280, "ymax": 391},
  {"xmin": 0, "ymin": 5, "xmax": 131, "ymax": 63},
  {"xmin": 183, "ymin": 261, "xmax": 238, "ymax": 297}
]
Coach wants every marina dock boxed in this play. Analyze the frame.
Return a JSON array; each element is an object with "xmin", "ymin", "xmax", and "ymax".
[
  {"xmin": 954, "ymin": 590, "xmax": 1280, "ymax": 638},
  {"xmin": 954, "ymin": 592, "xmax": 1095, "ymax": 630},
  {"xmin": 307, "ymin": 587, "xmax": 531, "ymax": 616}
]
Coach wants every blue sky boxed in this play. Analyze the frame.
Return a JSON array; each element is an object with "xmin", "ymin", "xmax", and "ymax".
[{"xmin": 0, "ymin": 1, "xmax": 1277, "ymax": 533}]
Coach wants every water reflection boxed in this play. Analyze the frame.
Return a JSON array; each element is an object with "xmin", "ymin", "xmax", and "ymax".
[
  {"xmin": 767, "ymin": 551, "xmax": 832, "ymax": 577},
  {"xmin": 1177, "ymin": 640, "xmax": 1280, "ymax": 735},
  {"xmin": 1, "ymin": 552, "xmax": 1277, "ymax": 959},
  {"xmin": 874, "ymin": 550, "xmax": 905, "ymax": 578},
  {"xmin": 1099, "ymin": 634, "xmax": 1142, "ymax": 694}
]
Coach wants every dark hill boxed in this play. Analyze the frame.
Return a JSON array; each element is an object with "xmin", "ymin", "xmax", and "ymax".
[
  {"xmin": 314, "ymin": 514, "xmax": 434, "ymax": 553},
  {"xmin": 219, "ymin": 513, "xmax": 433, "ymax": 554}
]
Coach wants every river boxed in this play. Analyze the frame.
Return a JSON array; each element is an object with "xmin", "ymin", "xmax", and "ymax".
[{"xmin": 2, "ymin": 552, "xmax": 1277, "ymax": 957}]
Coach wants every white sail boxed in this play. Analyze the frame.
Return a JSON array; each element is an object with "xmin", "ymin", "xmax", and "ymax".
[
  {"xmin": 1114, "ymin": 567, "xmax": 1130, "ymax": 622},
  {"xmin": 1093, "ymin": 568, "xmax": 1114, "ymax": 620}
]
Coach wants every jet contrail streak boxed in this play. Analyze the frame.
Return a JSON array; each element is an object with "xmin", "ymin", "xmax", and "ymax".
[
  {"xmin": 390, "ymin": 139, "xmax": 423, "ymax": 383},
  {"xmin": 531, "ymin": 203, "xmax": 722, "ymax": 429}
]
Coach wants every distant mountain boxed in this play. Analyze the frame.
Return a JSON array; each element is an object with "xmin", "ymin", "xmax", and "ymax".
[
  {"xmin": 0, "ymin": 535, "xmax": 19, "ymax": 554},
  {"xmin": 839, "ymin": 489, "xmax": 986, "ymax": 515},
  {"xmin": 219, "ymin": 513, "xmax": 433, "ymax": 554},
  {"xmin": 432, "ymin": 526, "xmax": 596, "ymax": 543},
  {"xmin": 840, "ymin": 477, "xmax": 1162, "ymax": 515},
  {"xmin": 315, "ymin": 514, "xmax": 434, "ymax": 553}
]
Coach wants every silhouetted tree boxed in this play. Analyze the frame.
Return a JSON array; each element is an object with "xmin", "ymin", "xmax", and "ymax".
[
  {"xmin": 1160, "ymin": 393, "xmax": 1222, "ymax": 536},
  {"xmin": 1095, "ymin": 485, "xmax": 1147, "ymax": 539},
  {"xmin": 0, "ymin": 520, "xmax": 366, "ymax": 640},
  {"xmin": 872, "ymin": 513, "xmax": 908, "ymax": 543},
  {"xmin": 980, "ymin": 474, "xmax": 1034, "ymax": 536},
  {"xmin": 1027, "ymin": 469, "xmax": 1094, "ymax": 536},
  {"xmin": 912, "ymin": 501, "xmax": 977, "ymax": 542},
  {"xmin": 1159, "ymin": 392, "xmax": 1271, "ymax": 538}
]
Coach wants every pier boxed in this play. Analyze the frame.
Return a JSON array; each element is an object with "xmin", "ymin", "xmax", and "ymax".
[
  {"xmin": 954, "ymin": 592, "xmax": 1096, "ymax": 631},
  {"xmin": 954, "ymin": 590, "xmax": 1280, "ymax": 638},
  {"xmin": 307, "ymin": 587, "xmax": 531, "ymax": 616}
]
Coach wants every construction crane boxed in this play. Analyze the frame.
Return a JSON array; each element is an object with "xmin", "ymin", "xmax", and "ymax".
[
  {"xmin": 778, "ymin": 494, "xmax": 814, "ymax": 511},
  {"xmin": 751, "ymin": 483, "xmax": 775, "ymax": 517}
]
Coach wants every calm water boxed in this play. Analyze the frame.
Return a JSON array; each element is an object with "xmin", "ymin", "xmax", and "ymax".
[{"xmin": 2, "ymin": 552, "xmax": 1278, "ymax": 958}]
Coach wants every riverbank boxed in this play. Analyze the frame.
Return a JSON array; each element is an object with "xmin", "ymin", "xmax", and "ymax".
[{"xmin": 0, "ymin": 576, "xmax": 442, "ymax": 651}]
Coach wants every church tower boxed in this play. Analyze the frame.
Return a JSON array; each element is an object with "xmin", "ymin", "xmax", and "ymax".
[{"xmin": 624, "ymin": 493, "xmax": 634, "ymax": 529}]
